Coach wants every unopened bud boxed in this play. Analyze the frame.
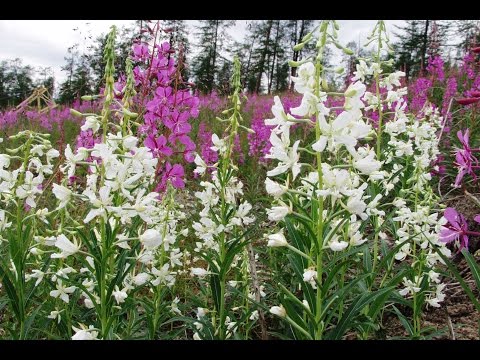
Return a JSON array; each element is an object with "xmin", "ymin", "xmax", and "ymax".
[
  {"xmin": 343, "ymin": 47, "xmax": 354, "ymax": 55},
  {"xmin": 301, "ymin": 32, "xmax": 313, "ymax": 43},
  {"xmin": 70, "ymin": 109, "xmax": 83, "ymax": 117},
  {"xmin": 293, "ymin": 43, "xmax": 305, "ymax": 52}
]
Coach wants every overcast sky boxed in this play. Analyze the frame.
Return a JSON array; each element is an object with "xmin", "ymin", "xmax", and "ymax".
[{"xmin": 0, "ymin": 20, "xmax": 406, "ymax": 87}]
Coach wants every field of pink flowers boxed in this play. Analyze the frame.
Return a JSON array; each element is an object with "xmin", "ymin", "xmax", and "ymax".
[{"xmin": 1, "ymin": 21, "xmax": 480, "ymax": 340}]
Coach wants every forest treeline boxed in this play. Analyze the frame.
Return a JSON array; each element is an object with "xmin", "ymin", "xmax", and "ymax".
[{"xmin": 1, "ymin": 20, "xmax": 479, "ymax": 109}]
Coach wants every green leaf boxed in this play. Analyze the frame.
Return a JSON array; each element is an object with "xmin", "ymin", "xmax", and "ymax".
[
  {"xmin": 326, "ymin": 286, "xmax": 395, "ymax": 340},
  {"xmin": 210, "ymin": 274, "xmax": 222, "ymax": 313},
  {"xmin": 392, "ymin": 305, "xmax": 414, "ymax": 336},
  {"xmin": 462, "ymin": 249, "xmax": 480, "ymax": 292},
  {"xmin": 0, "ymin": 262, "xmax": 21, "ymax": 319}
]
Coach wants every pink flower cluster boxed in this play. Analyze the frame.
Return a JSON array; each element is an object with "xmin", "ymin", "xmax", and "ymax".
[{"xmin": 123, "ymin": 41, "xmax": 200, "ymax": 193}]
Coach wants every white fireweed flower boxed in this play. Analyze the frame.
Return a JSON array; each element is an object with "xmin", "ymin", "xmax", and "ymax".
[
  {"xmin": 346, "ymin": 196, "xmax": 368, "ymax": 220},
  {"xmin": 267, "ymin": 231, "xmax": 288, "ymax": 247},
  {"xmin": 72, "ymin": 325, "xmax": 98, "ymax": 340},
  {"xmin": 344, "ymin": 81, "xmax": 366, "ymax": 111},
  {"xmin": 265, "ymin": 96, "xmax": 297, "ymax": 132},
  {"xmin": 15, "ymin": 171, "xmax": 44, "ymax": 208},
  {"xmin": 328, "ymin": 235, "xmax": 349, "ymax": 252},
  {"xmin": 211, "ymin": 134, "xmax": 227, "ymax": 155},
  {"xmin": 46, "ymin": 148, "xmax": 60, "ymax": 163},
  {"xmin": 266, "ymin": 131, "xmax": 301, "ymax": 180},
  {"xmin": 267, "ymin": 205, "xmax": 291, "ymax": 222},
  {"xmin": 312, "ymin": 112, "xmax": 357, "ymax": 155},
  {"xmin": 123, "ymin": 135, "xmax": 138, "ymax": 150},
  {"xmin": 62, "ymin": 144, "xmax": 89, "ymax": 180},
  {"xmin": 303, "ymin": 268, "xmax": 318, "ymax": 289},
  {"xmin": 133, "ymin": 272, "xmax": 150, "ymax": 286},
  {"xmin": 50, "ymin": 281, "xmax": 77, "ymax": 303},
  {"xmin": 290, "ymin": 91, "xmax": 328, "ymax": 118},
  {"xmin": 351, "ymin": 60, "xmax": 372, "ymax": 82},
  {"xmin": 0, "ymin": 154, "xmax": 11, "ymax": 168},
  {"xmin": 170, "ymin": 297, "xmax": 182, "ymax": 315},
  {"xmin": 270, "ymin": 305, "xmax": 287, "ymax": 318},
  {"xmin": 47, "ymin": 309, "xmax": 63, "ymax": 324},
  {"xmin": 193, "ymin": 154, "xmax": 208, "ymax": 176},
  {"xmin": 25, "ymin": 269, "xmax": 44, "ymax": 287},
  {"xmin": 83, "ymin": 185, "xmax": 113, "ymax": 223},
  {"xmin": 353, "ymin": 150, "xmax": 382, "ymax": 175},
  {"xmin": 191, "ymin": 267, "xmax": 209, "ymax": 278},
  {"xmin": 399, "ymin": 277, "xmax": 422, "ymax": 297},
  {"xmin": 291, "ymin": 62, "xmax": 316, "ymax": 94},
  {"xmin": 381, "ymin": 71, "xmax": 405, "ymax": 90},
  {"xmin": 81, "ymin": 116, "xmax": 101, "ymax": 133},
  {"xmin": 265, "ymin": 178, "xmax": 287, "ymax": 198},
  {"xmin": 52, "ymin": 184, "xmax": 72, "ymax": 209},
  {"xmin": 51, "ymin": 234, "xmax": 80, "ymax": 259},
  {"xmin": 112, "ymin": 286, "xmax": 128, "ymax": 304},
  {"xmin": 426, "ymin": 283, "xmax": 446, "ymax": 308}
]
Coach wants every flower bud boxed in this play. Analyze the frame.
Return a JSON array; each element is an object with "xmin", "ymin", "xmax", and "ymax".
[
  {"xmin": 293, "ymin": 43, "xmax": 305, "ymax": 51},
  {"xmin": 70, "ymin": 109, "xmax": 83, "ymax": 117}
]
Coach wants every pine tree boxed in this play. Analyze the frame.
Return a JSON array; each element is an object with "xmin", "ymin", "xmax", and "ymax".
[
  {"xmin": 393, "ymin": 20, "xmax": 426, "ymax": 80},
  {"xmin": 192, "ymin": 20, "xmax": 235, "ymax": 94}
]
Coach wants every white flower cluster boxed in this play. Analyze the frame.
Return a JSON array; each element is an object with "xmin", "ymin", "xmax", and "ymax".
[
  {"xmin": 0, "ymin": 132, "xmax": 59, "ymax": 212},
  {"xmin": 265, "ymin": 61, "xmax": 380, "ymax": 253},
  {"xmin": 359, "ymin": 54, "xmax": 449, "ymax": 308},
  {"xmin": 191, "ymin": 136, "xmax": 255, "ymax": 272},
  {"xmin": 384, "ymin": 108, "xmax": 450, "ymax": 307},
  {"xmin": 23, "ymin": 131, "xmax": 187, "ymax": 311}
]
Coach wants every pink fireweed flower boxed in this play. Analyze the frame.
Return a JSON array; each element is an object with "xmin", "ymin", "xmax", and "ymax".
[
  {"xmin": 440, "ymin": 208, "xmax": 480, "ymax": 250},
  {"xmin": 453, "ymin": 129, "xmax": 479, "ymax": 187},
  {"xmin": 156, "ymin": 162, "xmax": 185, "ymax": 192},
  {"xmin": 144, "ymin": 134, "xmax": 173, "ymax": 158}
]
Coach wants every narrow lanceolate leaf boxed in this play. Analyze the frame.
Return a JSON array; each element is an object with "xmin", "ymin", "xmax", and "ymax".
[
  {"xmin": 392, "ymin": 305, "xmax": 414, "ymax": 336},
  {"xmin": 462, "ymin": 249, "xmax": 480, "ymax": 292},
  {"xmin": 326, "ymin": 286, "xmax": 395, "ymax": 340}
]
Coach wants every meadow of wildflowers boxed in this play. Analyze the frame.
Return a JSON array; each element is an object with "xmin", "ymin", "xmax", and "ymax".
[{"xmin": 1, "ymin": 20, "xmax": 480, "ymax": 340}]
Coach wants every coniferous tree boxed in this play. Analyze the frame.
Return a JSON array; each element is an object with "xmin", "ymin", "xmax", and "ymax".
[{"xmin": 192, "ymin": 20, "xmax": 235, "ymax": 93}]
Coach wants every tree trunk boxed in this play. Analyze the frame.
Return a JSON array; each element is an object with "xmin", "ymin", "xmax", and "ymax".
[
  {"xmin": 255, "ymin": 20, "xmax": 273, "ymax": 94},
  {"xmin": 268, "ymin": 21, "xmax": 281, "ymax": 95},
  {"xmin": 420, "ymin": 20, "xmax": 430, "ymax": 73},
  {"xmin": 290, "ymin": 20, "xmax": 305, "ymax": 91},
  {"xmin": 210, "ymin": 20, "xmax": 219, "ymax": 93}
]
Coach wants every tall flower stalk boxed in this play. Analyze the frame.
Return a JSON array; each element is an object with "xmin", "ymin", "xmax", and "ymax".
[{"xmin": 189, "ymin": 57, "xmax": 258, "ymax": 340}]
